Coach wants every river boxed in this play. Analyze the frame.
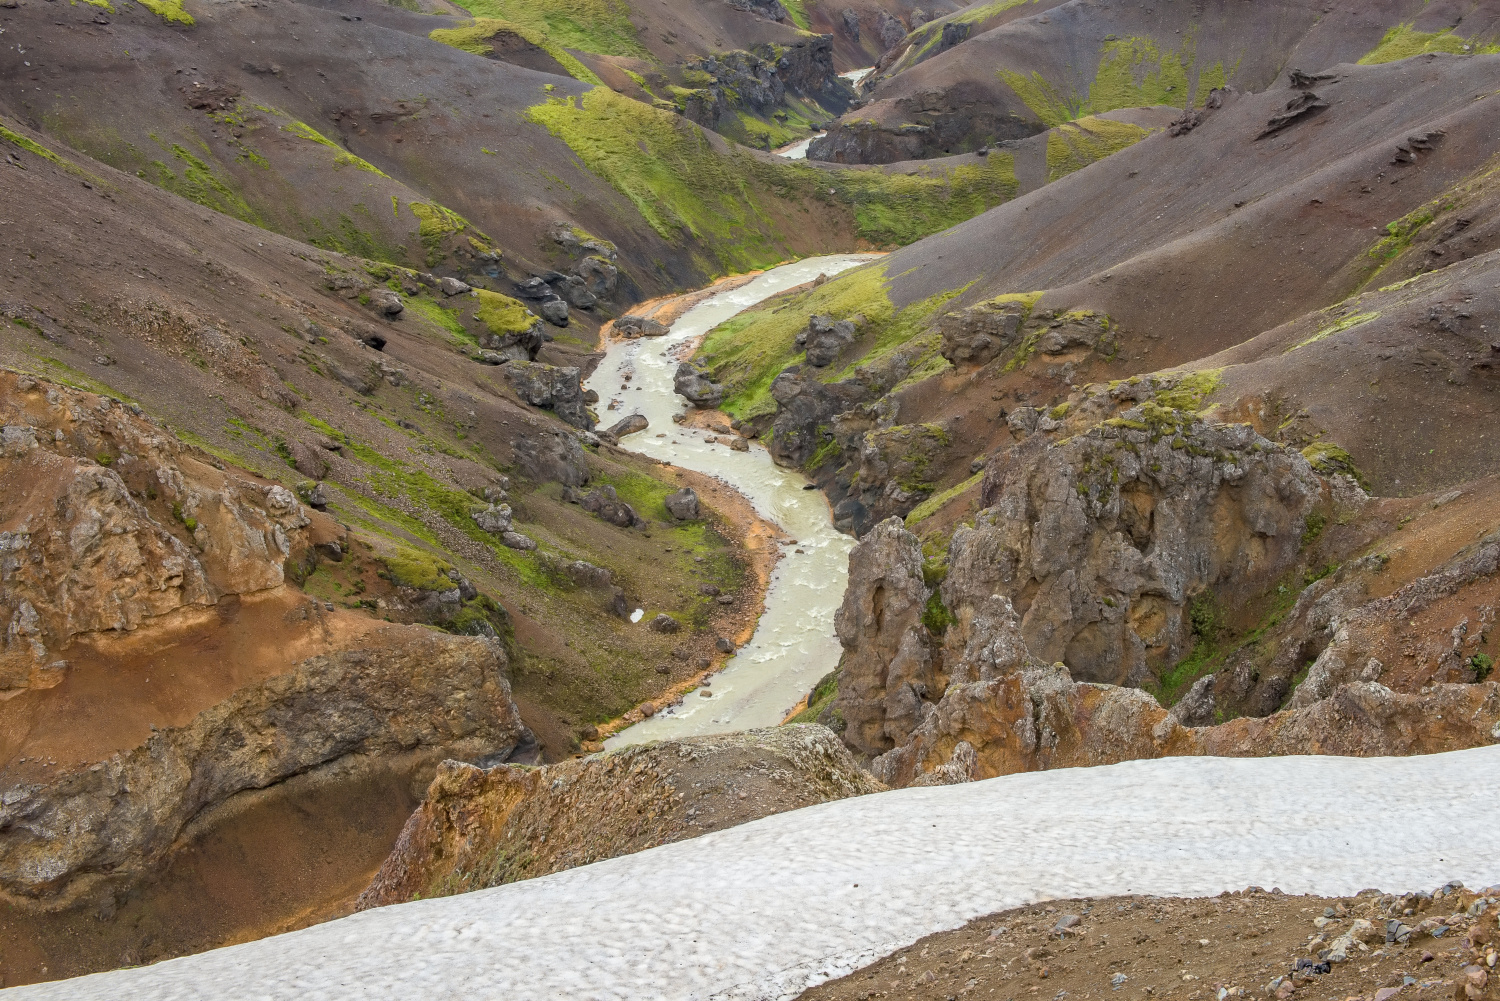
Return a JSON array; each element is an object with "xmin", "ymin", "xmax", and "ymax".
[{"xmin": 591, "ymin": 254, "xmax": 880, "ymax": 748}]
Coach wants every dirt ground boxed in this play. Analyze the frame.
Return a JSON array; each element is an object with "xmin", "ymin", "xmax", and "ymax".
[{"xmin": 800, "ymin": 887, "xmax": 1500, "ymax": 1001}]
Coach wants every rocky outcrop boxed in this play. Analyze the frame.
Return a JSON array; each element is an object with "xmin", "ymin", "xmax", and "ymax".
[
  {"xmin": 0, "ymin": 624, "xmax": 528, "ymax": 905},
  {"xmin": 0, "ymin": 374, "xmax": 318, "ymax": 693},
  {"xmin": 1290, "ymin": 534, "xmax": 1500, "ymax": 709},
  {"xmin": 601, "ymin": 413, "xmax": 648, "ymax": 442},
  {"xmin": 853, "ymin": 585, "xmax": 1500, "ymax": 788},
  {"xmin": 674, "ymin": 362, "xmax": 727, "ymax": 408},
  {"xmin": 513, "ymin": 429, "xmax": 590, "ymax": 487},
  {"xmin": 766, "ymin": 365, "xmax": 872, "ymax": 468},
  {"xmin": 356, "ymin": 726, "xmax": 881, "ymax": 908},
  {"xmin": 798, "ymin": 313, "xmax": 861, "ymax": 367},
  {"xmin": 810, "ymin": 93, "xmax": 1044, "ymax": 164},
  {"xmin": 939, "ymin": 301, "xmax": 1117, "ymax": 370},
  {"xmin": 504, "ymin": 361, "xmax": 594, "ymax": 430},
  {"xmin": 614, "ymin": 315, "xmax": 670, "ymax": 338},
  {"xmin": 579, "ymin": 485, "xmax": 646, "ymax": 529},
  {"xmin": 673, "ymin": 37, "xmax": 855, "ymax": 147}
]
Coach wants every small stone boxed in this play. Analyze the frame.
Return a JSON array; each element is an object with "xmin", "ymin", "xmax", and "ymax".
[
  {"xmin": 1112, "ymin": 974, "xmax": 1128, "ymax": 990},
  {"xmin": 717, "ymin": 595, "xmax": 734, "ymax": 605},
  {"xmin": 640, "ymin": 702, "xmax": 657, "ymax": 717},
  {"xmin": 728, "ymin": 437, "xmax": 750, "ymax": 452},
  {"xmin": 698, "ymin": 584, "xmax": 721, "ymax": 596},
  {"xmin": 655, "ymin": 663, "xmax": 670, "ymax": 674},
  {"xmin": 1055, "ymin": 914, "xmax": 1081, "ymax": 933},
  {"xmin": 665, "ymin": 487, "xmax": 700, "ymax": 520},
  {"xmin": 648, "ymin": 613, "xmax": 680, "ymax": 634},
  {"xmin": 438, "ymin": 276, "xmax": 471, "ymax": 296},
  {"xmin": 699, "ymin": 689, "xmax": 712, "ymax": 698},
  {"xmin": 715, "ymin": 637, "xmax": 734, "ymax": 654},
  {"xmin": 539, "ymin": 298, "xmax": 570, "ymax": 327},
  {"xmin": 500, "ymin": 531, "xmax": 537, "ymax": 550}
]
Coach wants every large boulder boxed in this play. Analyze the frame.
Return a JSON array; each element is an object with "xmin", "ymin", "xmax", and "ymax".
[
  {"xmin": 513, "ymin": 430, "xmax": 590, "ymax": 487},
  {"xmin": 602, "ymin": 413, "xmax": 648, "ymax": 442},
  {"xmin": 673, "ymin": 362, "xmax": 726, "ymax": 408},
  {"xmin": 504, "ymin": 361, "xmax": 594, "ymax": 430},
  {"xmin": 355, "ymin": 726, "xmax": 882, "ymax": 908},
  {"xmin": 796, "ymin": 313, "xmax": 860, "ymax": 368},
  {"xmin": 580, "ymin": 485, "xmax": 645, "ymax": 528},
  {"xmin": 615, "ymin": 315, "xmax": 671, "ymax": 338},
  {"xmin": 664, "ymin": 487, "xmax": 700, "ymax": 521}
]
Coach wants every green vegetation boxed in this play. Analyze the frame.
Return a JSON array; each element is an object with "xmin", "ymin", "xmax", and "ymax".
[
  {"xmin": 145, "ymin": 142, "xmax": 260, "ymax": 224},
  {"xmin": 906, "ymin": 0, "xmax": 1040, "ymax": 62},
  {"xmin": 408, "ymin": 202, "xmax": 491, "ymax": 266},
  {"xmin": 1469, "ymin": 652, "xmax": 1495, "ymax": 682},
  {"xmin": 1300, "ymin": 510, "xmax": 1326, "ymax": 550},
  {"xmin": 1045, "ymin": 116, "xmax": 1152, "ymax": 181},
  {"xmin": 404, "ymin": 294, "xmax": 472, "ymax": 345},
  {"xmin": 1359, "ymin": 23, "xmax": 1500, "ymax": 65},
  {"xmin": 452, "ymin": 0, "xmax": 645, "ymax": 57},
  {"xmin": 528, "ymin": 88, "xmax": 1018, "ymax": 271},
  {"xmin": 429, "ymin": 18, "xmax": 602, "ymax": 84},
  {"xmin": 1152, "ymin": 369, "xmax": 1222, "ymax": 411},
  {"xmin": 136, "ymin": 0, "xmax": 194, "ymax": 25},
  {"xmin": 1301, "ymin": 440, "xmax": 1368, "ymax": 489},
  {"xmin": 1287, "ymin": 311, "xmax": 1379, "ymax": 352},
  {"xmin": 281, "ymin": 120, "xmax": 389, "ymax": 176},
  {"xmin": 905, "ymin": 470, "xmax": 984, "ymax": 527},
  {"xmin": 783, "ymin": 669, "xmax": 840, "ymax": 726},
  {"xmin": 1002, "ymin": 34, "xmax": 1230, "ymax": 127},
  {"xmin": 1, "ymin": 123, "xmax": 70, "ymax": 168},
  {"xmin": 474, "ymin": 289, "xmax": 539, "ymax": 340},
  {"xmin": 779, "ymin": 0, "xmax": 809, "ymax": 30},
  {"xmin": 382, "ymin": 544, "xmax": 458, "ymax": 590},
  {"xmin": 921, "ymin": 589, "xmax": 956, "ymax": 635}
]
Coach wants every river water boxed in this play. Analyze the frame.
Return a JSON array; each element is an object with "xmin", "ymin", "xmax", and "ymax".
[{"xmin": 591, "ymin": 254, "xmax": 880, "ymax": 748}]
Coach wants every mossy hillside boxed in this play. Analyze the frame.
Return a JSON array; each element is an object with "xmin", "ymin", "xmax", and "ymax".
[
  {"xmin": 904, "ymin": 470, "xmax": 984, "ymax": 527},
  {"xmin": 142, "ymin": 138, "xmax": 262, "ymax": 226},
  {"xmin": 1001, "ymin": 34, "xmax": 1231, "ymax": 128},
  {"xmin": 699, "ymin": 262, "xmax": 893, "ymax": 417},
  {"xmin": 409, "ymin": 201, "xmax": 495, "ymax": 267},
  {"xmin": 1361, "ymin": 153, "xmax": 1500, "ymax": 286},
  {"xmin": 1286, "ymin": 311, "xmax": 1380, "ymax": 353},
  {"xmin": 1045, "ymin": 116, "xmax": 1152, "ymax": 182},
  {"xmin": 528, "ymin": 88, "xmax": 1021, "ymax": 271},
  {"xmin": 452, "ymin": 0, "xmax": 646, "ymax": 57},
  {"xmin": 1359, "ymin": 23, "xmax": 1500, "ymax": 64},
  {"xmin": 472, "ymin": 289, "xmax": 540, "ymax": 341},
  {"xmin": 429, "ymin": 18, "xmax": 602, "ymax": 84},
  {"xmin": 280, "ymin": 120, "xmax": 389, "ymax": 176},
  {"xmin": 903, "ymin": 0, "xmax": 1043, "ymax": 65}
]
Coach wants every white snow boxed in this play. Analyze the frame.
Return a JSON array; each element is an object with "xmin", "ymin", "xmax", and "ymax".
[{"xmin": 15, "ymin": 747, "xmax": 1499, "ymax": 1001}]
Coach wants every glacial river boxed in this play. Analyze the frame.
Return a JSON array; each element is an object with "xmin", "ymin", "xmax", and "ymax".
[{"xmin": 592, "ymin": 255, "xmax": 880, "ymax": 747}]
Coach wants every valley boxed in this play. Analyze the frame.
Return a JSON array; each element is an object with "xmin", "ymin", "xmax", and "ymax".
[{"xmin": 1, "ymin": 0, "xmax": 1499, "ymax": 995}]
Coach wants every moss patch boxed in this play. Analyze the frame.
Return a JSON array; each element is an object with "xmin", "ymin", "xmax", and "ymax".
[
  {"xmin": 145, "ymin": 142, "xmax": 260, "ymax": 225},
  {"xmin": 783, "ymin": 669, "xmax": 840, "ymax": 725},
  {"xmin": 473, "ymin": 289, "xmax": 539, "ymax": 339},
  {"xmin": 281, "ymin": 120, "xmax": 389, "ymax": 176},
  {"xmin": 429, "ymin": 18, "xmax": 602, "ymax": 83},
  {"xmin": 137, "ymin": 0, "xmax": 193, "ymax": 25},
  {"xmin": 1359, "ymin": 23, "xmax": 1500, "ymax": 64},
  {"xmin": 905, "ymin": 470, "xmax": 984, "ymax": 527},
  {"xmin": 452, "ymin": 0, "xmax": 646, "ymax": 57},
  {"xmin": 1287, "ymin": 312, "xmax": 1379, "ymax": 353},
  {"xmin": 1045, "ymin": 116, "xmax": 1152, "ymax": 181}
]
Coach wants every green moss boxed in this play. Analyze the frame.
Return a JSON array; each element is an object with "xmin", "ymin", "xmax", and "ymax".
[
  {"xmin": 408, "ymin": 202, "xmax": 491, "ymax": 267},
  {"xmin": 1359, "ymin": 23, "xmax": 1500, "ymax": 64},
  {"xmin": 1045, "ymin": 116, "xmax": 1152, "ymax": 181},
  {"xmin": 779, "ymin": 0, "xmax": 809, "ymax": 30},
  {"xmin": 905, "ymin": 0, "xmax": 1039, "ymax": 64},
  {"xmin": 783, "ymin": 669, "xmax": 840, "ymax": 725},
  {"xmin": 1, "ymin": 123, "xmax": 70, "ymax": 168},
  {"xmin": 382, "ymin": 545, "xmax": 456, "ymax": 590},
  {"xmin": 146, "ymin": 143, "xmax": 260, "ymax": 224},
  {"xmin": 1301, "ymin": 440, "xmax": 1367, "ymax": 489},
  {"xmin": 452, "ymin": 0, "xmax": 645, "ymax": 57},
  {"xmin": 136, "ymin": 0, "xmax": 193, "ymax": 25},
  {"xmin": 474, "ymin": 289, "xmax": 539, "ymax": 339},
  {"xmin": 804, "ymin": 434, "xmax": 842, "ymax": 472},
  {"xmin": 904, "ymin": 470, "xmax": 984, "ymax": 527},
  {"xmin": 1002, "ymin": 33, "xmax": 1227, "ymax": 127},
  {"xmin": 281, "ymin": 120, "xmax": 389, "ymax": 176},
  {"xmin": 1287, "ymin": 311, "xmax": 1380, "ymax": 352},
  {"xmin": 833, "ymin": 156, "xmax": 1019, "ymax": 247},
  {"xmin": 1152, "ymin": 369, "xmax": 1222, "ymax": 411},
  {"xmin": 921, "ymin": 589, "xmax": 956, "ymax": 635},
  {"xmin": 1300, "ymin": 510, "xmax": 1327, "ymax": 550},
  {"xmin": 429, "ymin": 18, "xmax": 603, "ymax": 84},
  {"xmin": 404, "ymin": 294, "xmax": 473, "ymax": 345}
]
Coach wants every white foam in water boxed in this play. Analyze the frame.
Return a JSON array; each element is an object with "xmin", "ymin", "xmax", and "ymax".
[
  {"xmin": 772, "ymin": 132, "xmax": 824, "ymax": 159},
  {"xmin": 591, "ymin": 254, "xmax": 881, "ymax": 748},
  {"xmin": 18, "ymin": 747, "xmax": 1499, "ymax": 1000}
]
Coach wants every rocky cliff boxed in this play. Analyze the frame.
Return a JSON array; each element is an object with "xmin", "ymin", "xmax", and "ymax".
[{"xmin": 356, "ymin": 725, "xmax": 880, "ymax": 908}]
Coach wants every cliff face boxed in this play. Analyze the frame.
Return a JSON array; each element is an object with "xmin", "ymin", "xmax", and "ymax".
[{"xmin": 357, "ymin": 725, "xmax": 880, "ymax": 909}]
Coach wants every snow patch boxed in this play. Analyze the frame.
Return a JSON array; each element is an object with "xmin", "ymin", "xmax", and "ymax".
[{"xmin": 15, "ymin": 747, "xmax": 1500, "ymax": 1000}]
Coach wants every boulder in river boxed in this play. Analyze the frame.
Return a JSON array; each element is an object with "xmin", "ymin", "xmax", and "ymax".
[
  {"xmin": 615, "ymin": 315, "xmax": 670, "ymax": 338},
  {"xmin": 674, "ymin": 362, "xmax": 725, "ymax": 408},
  {"xmin": 603, "ymin": 413, "xmax": 648, "ymax": 442}
]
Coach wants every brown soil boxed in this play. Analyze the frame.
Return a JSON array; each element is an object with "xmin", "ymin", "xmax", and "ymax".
[{"xmin": 800, "ymin": 888, "xmax": 1500, "ymax": 1001}]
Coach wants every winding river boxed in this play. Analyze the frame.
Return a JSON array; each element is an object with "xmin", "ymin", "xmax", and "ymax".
[{"xmin": 591, "ymin": 255, "xmax": 879, "ymax": 748}]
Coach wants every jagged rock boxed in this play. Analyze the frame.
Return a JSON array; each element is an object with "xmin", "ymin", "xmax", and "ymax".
[
  {"xmin": 841, "ymin": 7, "xmax": 860, "ymax": 39},
  {"xmin": 580, "ymin": 485, "xmax": 645, "ymax": 528},
  {"xmin": 939, "ymin": 20, "xmax": 972, "ymax": 52},
  {"xmin": 877, "ymin": 10, "xmax": 906, "ymax": 50},
  {"xmin": 0, "ymin": 376, "xmax": 319, "ymax": 692},
  {"xmin": 327, "ymin": 361, "xmax": 376, "ymax": 395},
  {"xmin": 797, "ymin": 313, "xmax": 860, "ymax": 367},
  {"xmin": 715, "ymin": 637, "xmax": 734, "ymax": 654},
  {"xmin": 473, "ymin": 503, "xmax": 514, "ymax": 535},
  {"xmin": 674, "ymin": 362, "xmax": 726, "ymax": 408},
  {"xmin": 303, "ymin": 482, "xmax": 330, "ymax": 510},
  {"xmin": 0, "ymin": 627, "xmax": 527, "ymax": 902},
  {"xmin": 664, "ymin": 487, "xmax": 700, "ymax": 521},
  {"xmin": 513, "ymin": 276, "xmax": 553, "ymax": 300},
  {"xmin": 513, "ymin": 430, "xmax": 590, "ymax": 487},
  {"xmin": 504, "ymin": 361, "xmax": 594, "ymax": 430},
  {"xmin": 538, "ymin": 298, "xmax": 570, "ymax": 327},
  {"xmin": 603, "ymin": 413, "xmax": 648, "ymax": 441},
  {"xmin": 438, "ymin": 277, "xmax": 471, "ymax": 296},
  {"xmin": 549, "ymin": 222, "xmax": 618, "ymax": 263},
  {"xmin": 853, "ymin": 422, "xmax": 949, "ymax": 512},
  {"xmin": 500, "ymin": 531, "xmax": 537, "ymax": 551},
  {"xmin": 766, "ymin": 365, "xmax": 871, "ymax": 468},
  {"xmin": 355, "ymin": 726, "xmax": 880, "ymax": 908},
  {"xmin": 1290, "ymin": 536, "xmax": 1500, "ymax": 709},
  {"xmin": 1258, "ymin": 91, "xmax": 1329, "ymax": 139},
  {"xmin": 478, "ymin": 318, "xmax": 546, "ymax": 362},
  {"xmin": 574, "ymin": 255, "xmax": 618, "ymax": 298},
  {"xmin": 288, "ymin": 439, "xmax": 330, "ymax": 480},
  {"xmin": 1170, "ymin": 673, "xmax": 1218, "ymax": 727},
  {"xmin": 564, "ymin": 560, "xmax": 613, "ymax": 588},
  {"xmin": 648, "ymin": 613, "xmax": 681, "ymax": 633},
  {"xmin": 615, "ymin": 315, "xmax": 671, "ymax": 338}
]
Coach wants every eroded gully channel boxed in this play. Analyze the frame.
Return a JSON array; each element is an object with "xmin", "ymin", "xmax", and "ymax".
[{"xmin": 592, "ymin": 255, "xmax": 880, "ymax": 748}]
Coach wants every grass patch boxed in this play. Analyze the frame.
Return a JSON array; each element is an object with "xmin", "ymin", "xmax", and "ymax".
[
  {"xmin": 281, "ymin": 120, "xmax": 389, "ymax": 176},
  {"xmin": 1287, "ymin": 311, "xmax": 1379, "ymax": 352},
  {"xmin": 905, "ymin": 470, "xmax": 984, "ymax": 527},
  {"xmin": 452, "ymin": 0, "xmax": 646, "ymax": 57},
  {"xmin": 429, "ymin": 18, "xmax": 602, "ymax": 83},
  {"xmin": 1045, "ymin": 116, "xmax": 1152, "ymax": 181},
  {"xmin": 137, "ymin": 0, "xmax": 193, "ymax": 25},
  {"xmin": 1359, "ymin": 23, "xmax": 1500, "ymax": 64},
  {"xmin": 404, "ymin": 294, "xmax": 474, "ymax": 345},
  {"xmin": 474, "ymin": 289, "xmax": 539, "ymax": 339},
  {"xmin": 784, "ymin": 669, "xmax": 840, "ymax": 726},
  {"xmin": 145, "ymin": 141, "xmax": 260, "ymax": 224}
]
